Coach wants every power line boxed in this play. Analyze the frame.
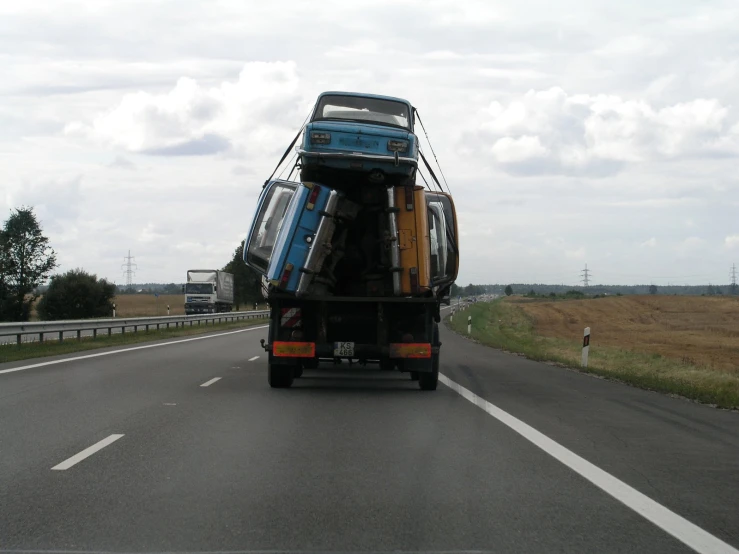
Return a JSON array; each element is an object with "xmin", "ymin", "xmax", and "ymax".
[
  {"xmin": 121, "ymin": 250, "xmax": 138, "ymax": 287},
  {"xmin": 580, "ymin": 264, "xmax": 591, "ymax": 287}
]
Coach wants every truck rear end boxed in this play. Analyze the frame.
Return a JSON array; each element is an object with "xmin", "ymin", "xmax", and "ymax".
[
  {"xmin": 243, "ymin": 92, "xmax": 457, "ymax": 391},
  {"xmin": 244, "ymin": 177, "xmax": 457, "ymax": 390},
  {"xmin": 264, "ymin": 294, "xmax": 440, "ymax": 389}
]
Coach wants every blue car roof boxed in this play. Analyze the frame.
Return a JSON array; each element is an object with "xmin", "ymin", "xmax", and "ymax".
[{"xmin": 316, "ymin": 91, "xmax": 413, "ymax": 108}]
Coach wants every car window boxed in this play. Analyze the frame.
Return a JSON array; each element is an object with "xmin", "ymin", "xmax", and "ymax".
[
  {"xmin": 314, "ymin": 95, "xmax": 410, "ymax": 129},
  {"xmin": 428, "ymin": 203, "xmax": 447, "ymax": 281},
  {"xmin": 246, "ymin": 182, "xmax": 298, "ymax": 274}
]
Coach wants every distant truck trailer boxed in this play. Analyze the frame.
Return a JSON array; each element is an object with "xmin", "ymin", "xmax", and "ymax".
[{"xmin": 183, "ymin": 269, "xmax": 234, "ymax": 314}]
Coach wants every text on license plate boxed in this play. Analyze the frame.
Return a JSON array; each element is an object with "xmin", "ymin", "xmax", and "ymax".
[{"xmin": 334, "ymin": 342, "xmax": 355, "ymax": 356}]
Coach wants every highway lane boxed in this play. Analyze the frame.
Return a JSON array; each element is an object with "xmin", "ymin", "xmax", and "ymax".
[{"xmin": 0, "ymin": 320, "xmax": 737, "ymax": 552}]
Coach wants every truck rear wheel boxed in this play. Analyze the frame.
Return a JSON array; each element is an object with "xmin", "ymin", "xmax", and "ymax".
[
  {"xmin": 268, "ymin": 362, "xmax": 294, "ymax": 388},
  {"xmin": 418, "ymin": 363, "xmax": 438, "ymax": 390},
  {"xmin": 418, "ymin": 324, "xmax": 439, "ymax": 391}
]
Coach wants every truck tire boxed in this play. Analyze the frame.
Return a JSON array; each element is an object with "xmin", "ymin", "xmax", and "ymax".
[
  {"xmin": 268, "ymin": 362, "xmax": 294, "ymax": 388},
  {"xmin": 410, "ymin": 371, "xmax": 419, "ymax": 381},
  {"xmin": 294, "ymin": 366, "xmax": 304, "ymax": 378},
  {"xmin": 418, "ymin": 323, "xmax": 439, "ymax": 391}
]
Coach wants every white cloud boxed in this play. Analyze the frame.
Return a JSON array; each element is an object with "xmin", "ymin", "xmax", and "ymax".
[
  {"xmin": 565, "ymin": 247, "xmax": 586, "ymax": 260},
  {"xmin": 66, "ymin": 61, "xmax": 304, "ymax": 156},
  {"xmin": 674, "ymin": 236, "xmax": 707, "ymax": 257},
  {"xmin": 2, "ymin": 0, "xmax": 738, "ymax": 286},
  {"xmin": 595, "ymin": 35, "xmax": 669, "ymax": 57},
  {"xmin": 469, "ymin": 87, "xmax": 737, "ymax": 175},
  {"xmin": 640, "ymin": 238, "xmax": 657, "ymax": 248},
  {"xmin": 491, "ymin": 135, "xmax": 548, "ymax": 163},
  {"xmin": 645, "ymin": 74, "xmax": 677, "ymax": 98},
  {"xmin": 138, "ymin": 223, "xmax": 170, "ymax": 243}
]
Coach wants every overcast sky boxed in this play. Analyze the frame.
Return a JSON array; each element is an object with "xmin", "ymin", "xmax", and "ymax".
[{"xmin": 2, "ymin": 0, "xmax": 738, "ymax": 286}]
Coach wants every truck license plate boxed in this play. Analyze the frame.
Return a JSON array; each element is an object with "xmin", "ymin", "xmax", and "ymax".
[{"xmin": 334, "ymin": 342, "xmax": 355, "ymax": 357}]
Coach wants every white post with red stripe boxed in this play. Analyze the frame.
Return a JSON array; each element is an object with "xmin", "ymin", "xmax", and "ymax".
[{"xmin": 582, "ymin": 327, "xmax": 590, "ymax": 367}]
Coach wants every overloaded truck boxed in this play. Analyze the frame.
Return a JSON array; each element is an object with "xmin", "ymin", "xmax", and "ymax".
[
  {"xmin": 243, "ymin": 92, "xmax": 458, "ymax": 390},
  {"xmin": 183, "ymin": 269, "xmax": 234, "ymax": 314}
]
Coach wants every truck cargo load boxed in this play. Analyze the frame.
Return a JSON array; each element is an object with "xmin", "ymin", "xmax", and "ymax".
[{"xmin": 244, "ymin": 90, "xmax": 458, "ymax": 391}]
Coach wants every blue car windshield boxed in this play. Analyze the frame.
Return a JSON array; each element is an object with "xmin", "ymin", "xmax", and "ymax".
[{"xmin": 313, "ymin": 95, "xmax": 411, "ymax": 130}]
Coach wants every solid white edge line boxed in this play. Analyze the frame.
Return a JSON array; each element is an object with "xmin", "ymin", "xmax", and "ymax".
[
  {"xmin": 200, "ymin": 377, "xmax": 222, "ymax": 387},
  {"xmin": 51, "ymin": 434, "xmax": 125, "ymax": 471},
  {"xmin": 0, "ymin": 325, "xmax": 269, "ymax": 375},
  {"xmin": 248, "ymin": 355, "xmax": 260, "ymax": 362},
  {"xmin": 438, "ymin": 374, "xmax": 738, "ymax": 554}
]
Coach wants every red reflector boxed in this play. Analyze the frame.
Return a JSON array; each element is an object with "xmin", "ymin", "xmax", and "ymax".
[
  {"xmin": 409, "ymin": 267, "xmax": 419, "ymax": 294},
  {"xmin": 389, "ymin": 343, "xmax": 431, "ymax": 359},
  {"xmin": 280, "ymin": 263, "xmax": 294, "ymax": 288},
  {"xmin": 273, "ymin": 341, "xmax": 315, "ymax": 357},
  {"xmin": 307, "ymin": 184, "xmax": 321, "ymax": 210}
]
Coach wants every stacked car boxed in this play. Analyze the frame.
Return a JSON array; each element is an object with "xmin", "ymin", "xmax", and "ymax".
[{"xmin": 243, "ymin": 91, "xmax": 459, "ymax": 390}]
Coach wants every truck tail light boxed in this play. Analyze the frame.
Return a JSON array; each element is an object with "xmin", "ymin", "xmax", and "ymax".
[
  {"xmin": 280, "ymin": 263, "xmax": 294, "ymax": 288},
  {"xmin": 273, "ymin": 341, "xmax": 315, "ymax": 357},
  {"xmin": 306, "ymin": 184, "xmax": 321, "ymax": 210},
  {"xmin": 389, "ymin": 343, "xmax": 431, "ymax": 358}
]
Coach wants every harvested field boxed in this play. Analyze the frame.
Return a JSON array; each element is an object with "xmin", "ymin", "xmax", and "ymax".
[
  {"xmin": 114, "ymin": 294, "xmax": 185, "ymax": 317},
  {"xmin": 447, "ymin": 296, "xmax": 739, "ymax": 408},
  {"xmin": 30, "ymin": 294, "xmax": 270, "ymax": 319},
  {"xmin": 514, "ymin": 296, "xmax": 739, "ymax": 373}
]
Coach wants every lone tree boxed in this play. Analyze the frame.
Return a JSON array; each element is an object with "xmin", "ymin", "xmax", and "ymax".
[
  {"xmin": 223, "ymin": 242, "xmax": 262, "ymax": 310},
  {"xmin": 504, "ymin": 285, "xmax": 513, "ymax": 296},
  {"xmin": 0, "ymin": 207, "xmax": 57, "ymax": 321},
  {"xmin": 649, "ymin": 284, "xmax": 658, "ymax": 295},
  {"xmin": 37, "ymin": 269, "xmax": 115, "ymax": 320}
]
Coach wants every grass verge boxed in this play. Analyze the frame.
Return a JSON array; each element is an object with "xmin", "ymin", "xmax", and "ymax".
[
  {"xmin": 447, "ymin": 300, "xmax": 739, "ymax": 409},
  {"xmin": 0, "ymin": 318, "xmax": 268, "ymax": 364}
]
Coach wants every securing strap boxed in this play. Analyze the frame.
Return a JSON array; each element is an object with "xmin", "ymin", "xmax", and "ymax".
[{"xmin": 264, "ymin": 126, "xmax": 304, "ymax": 188}]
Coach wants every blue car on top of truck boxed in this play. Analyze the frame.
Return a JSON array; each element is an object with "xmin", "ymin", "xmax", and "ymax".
[{"xmin": 298, "ymin": 91, "xmax": 419, "ymax": 187}]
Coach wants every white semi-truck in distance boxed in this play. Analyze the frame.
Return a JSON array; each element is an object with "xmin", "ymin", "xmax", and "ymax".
[{"xmin": 183, "ymin": 269, "xmax": 234, "ymax": 314}]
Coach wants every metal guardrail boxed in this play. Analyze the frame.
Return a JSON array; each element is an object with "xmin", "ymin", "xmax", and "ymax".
[{"xmin": 0, "ymin": 311, "xmax": 270, "ymax": 346}]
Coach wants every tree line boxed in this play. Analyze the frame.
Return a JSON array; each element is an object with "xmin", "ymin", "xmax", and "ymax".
[{"xmin": 0, "ymin": 206, "xmax": 263, "ymax": 322}]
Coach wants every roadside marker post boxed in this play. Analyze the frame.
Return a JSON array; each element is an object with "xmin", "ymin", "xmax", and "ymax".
[
  {"xmin": 112, "ymin": 303, "xmax": 116, "ymax": 318},
  {"xmin": 450, "ymin": 309, "xmax": 454, "ymax": 322},
  {"xmin": 467, "ymin": 316, "xmax": 472, "ymax": 335},
  {"xmin": 167, "ymin": 305, "xmax": 170, "ymax": 316},
  {"xmin": 582, "ymin": 327, "xmax": 590, "ymax": 367}
]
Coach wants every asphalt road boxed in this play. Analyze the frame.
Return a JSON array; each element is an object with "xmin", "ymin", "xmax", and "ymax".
[{"xmin": 1, "ymin": 310, "xmax": 738, "ymax": 553}]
